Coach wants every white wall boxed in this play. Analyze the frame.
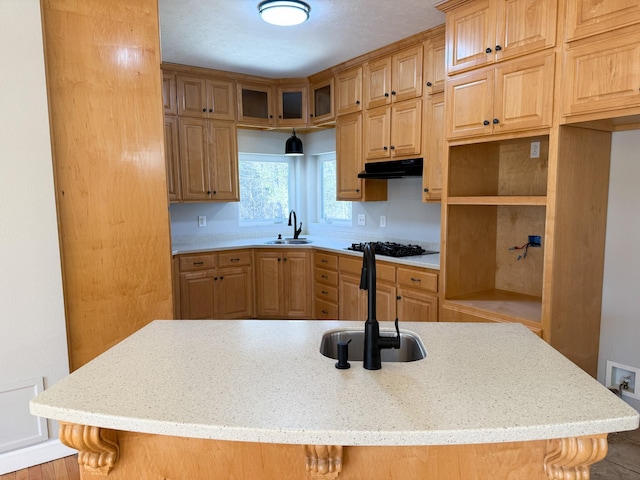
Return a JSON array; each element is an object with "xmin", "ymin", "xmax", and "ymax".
[
  {"xmin": 170, "ymin": 128, "xmax": 441, "ymax": 248},
  {"xmin": 598, "ymin": 130, "xmax": 640, "ymax": 413},
  {"xmin": 0, "ymin": 0, "xmax": 74, "ymax": 473}
]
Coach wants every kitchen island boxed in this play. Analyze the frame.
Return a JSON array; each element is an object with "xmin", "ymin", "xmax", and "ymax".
[{"xmin": 30, "ymin": 320, "xmax": 639, "ymax": 479}]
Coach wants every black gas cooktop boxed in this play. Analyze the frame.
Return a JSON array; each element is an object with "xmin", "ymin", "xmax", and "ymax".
[{"xmin": 347, "ymin": 242, "xmax": 438, "ymax": 258}]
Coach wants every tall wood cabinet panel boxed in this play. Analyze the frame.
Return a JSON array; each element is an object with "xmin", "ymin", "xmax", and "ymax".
[
  {"xmin": 336, "ymin": 112, "xmax": 387, "ymax": 201},
  {"xmin": 42, "ymin": 0, "xmax": 173, "ymax": 369},
  {"xmin": 163, "ymin": 72, "xmax": 177, "ymax": 115},
  {"xmin": 441, "ymin": 0, "xmax": 557, "ymax": 75},
  {"xmin": 178, "ymin": 117, "xmax": 238, "ymax": 202},
  {"xmin": 565, "ymin": 0, "xmax": 640, "ymax": 41},
  {"xmin": 561, "ymin": 27, "xmax": 640, "ymax": 120},
  {"xmin": 177, "ymin": 75, "xmax": 236, "ymax": 120},
  {"xmin": 424, "ymin": 33, "xmax": 446, "ymax": 95}
]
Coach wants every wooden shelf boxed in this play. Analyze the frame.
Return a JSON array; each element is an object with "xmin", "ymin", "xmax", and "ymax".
[
  {"xmin": 444, "ymin": 289, "xmax": 542, "ymax": 325},
  {"xmin": 447, "ymin": 196, "xmax": 547, "ymax": 206}
]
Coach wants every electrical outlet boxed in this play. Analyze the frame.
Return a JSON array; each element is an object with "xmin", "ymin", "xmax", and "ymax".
[
  {"xmin": 198, "ymin": 215, "xmax": 206, "ymax": 227},
  {"xmin": 606, "ymin": 360, "xmax": 640, "ymax": 400},
  {"xmin": 380, "ymin": 216, "xmax": 386, "ymax": 227},
  {"xmin": 357, "ymin": 214, "xmax": 366, "ymax": 226},
  {"xmin": 528, "ymin": 235, "xmax": 541, "ymax": 247},
  {"xmin": 530, "ymin": 141, "xmax": 541, "ymax": 159}
]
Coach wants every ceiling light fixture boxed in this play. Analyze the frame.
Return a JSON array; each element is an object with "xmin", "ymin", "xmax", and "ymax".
[
  {"xmin": 285, "ymin": 129, "xmax": 304, "ymax": 156},
  {"xmin": 258, "ymin": 0, "xmax": 310, "ymax": 27}
]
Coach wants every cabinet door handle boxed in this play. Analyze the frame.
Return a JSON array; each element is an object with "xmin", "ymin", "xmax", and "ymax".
[
  {"xmin": 230, "ymin": 258, "xmax": 240, "ymax": 263},
  {"xmin": 492, "ymin": 118, "xmax": 499, "ymax": 124},
  {"xmin": 483, "ymin": 120, "xmax": 490, "ymax": 126},
  {"xmin": 396, "ymin": 295, "xmax": 402, "ymax": 300},
  {"xmin": 426, "ymin": 81, "xmax": 432, "ymax": 87},
  {"xmin": 485, "ymin": 47, "xmax": 492, "ymax": 53},
  {"xmin": 391, "ymin": 90, "xmax": 396, "ymax": 96},
  {"xmin": 219, "ymin": 276, "xmax": 224, "ymax": 280},
  {"xmin": 495, "ymin": 45, "xmax": 502, "ymax": 51},
  {"xmin": 213, "ymin": 190, "xmax": 217, "ymax": 194},
  {"xmin": 322, "ymin": 290, "xmax": 328, "ymax": 295},
  {"xmin": 202, "ymin": 108, "xmax": 207, "ymax": 112},
  {"xmin": 321, "ymin": 259, "xmax": 328, "ymax": 263},
  {"xmin": 356, "ymin": 188, "xmax": 360, "ymax": 192},
  {"xmin": 383, "ymin": 146, "xmax": 388, "ymax": 151},
  {"xmin": 278, "ymin": 258, "xmax": 281, "ymax": 262},
  {"xmin": 207, "ymin": 190, "xmax": 212, "ymax": 195},
  {"xmin": 356, "ymin": 100, "xmax": 360, "ymax": 105},
  {"xmin": 269, "ymin": 114, "xmax": 273, "ymax": 119},
  {"xmin": 411, "ymin": 277, "xmax": 421, "ymax": 283},
  {"xmin": 384, "ymin": 92, "xmax": 389, "ymax": 98},
  {"xmin": 424, "ymin": 188, "xmax": 429, "ymax": 192},
  {"xmin": 208, "ymin": 108, "xmax": 213, "ymax": 113},
  {"xmin": 193, "ymin": 261, "xmax": 204, "ymax": 266},
  {"xmin": 214, "ymin": 276, "xmax": 218, "ymax": 280},
  {"xmin": 390, "ymin": 145, "xmax": 395, "ymax": 150}
]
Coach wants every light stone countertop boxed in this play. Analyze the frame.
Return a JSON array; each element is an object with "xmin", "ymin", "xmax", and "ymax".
[
  {"xmin": 30, "ymin": 320, "xmax": 639, "ymax": 446},
  {"xmin": 171, "ymin": 235, "xmax": 441, "ymax": 270}
]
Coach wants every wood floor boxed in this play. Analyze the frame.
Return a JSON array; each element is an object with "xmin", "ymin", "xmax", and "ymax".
[
  {"xmin": 2, "ymin": 429, "xmax": 638, "ymax": 479},
  {"xmin": 0, "ymin": 456, "xmax": 78, "ymax": 480}
]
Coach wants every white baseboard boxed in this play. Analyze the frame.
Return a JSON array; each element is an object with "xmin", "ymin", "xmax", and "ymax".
[{"xmin": 0, "ymin": 439, "xmax": 76, "ymax": 475}]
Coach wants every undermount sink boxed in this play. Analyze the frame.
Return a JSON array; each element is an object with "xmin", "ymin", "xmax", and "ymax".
[
  {"xmin": 264, "ymin": 238, "xmax": 313, "ymax": 245},
  {"xmin": 320, "ymin": 329, "xmax": 426, "ymax": 363}
]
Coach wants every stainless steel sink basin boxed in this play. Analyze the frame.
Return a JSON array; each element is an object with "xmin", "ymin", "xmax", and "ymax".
[
  {"xmin": 320, "ymin": 329, "xmax": 426, "ymax": 362},
  {"xmin": 264, "ymin": 238, "xmax": 313, "ymax": 245}
]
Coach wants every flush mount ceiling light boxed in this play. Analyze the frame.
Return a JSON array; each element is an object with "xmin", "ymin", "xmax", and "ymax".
[
  {"xmin": 258, "ymin": 0, "xmax": 310, "ymax": 26},
  {"xmin": 285, "ymin": 129, "xmax": 304, "ymax": 156}
]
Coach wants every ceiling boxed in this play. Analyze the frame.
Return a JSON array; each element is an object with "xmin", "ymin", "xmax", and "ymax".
[{"xmin": 158, "ymin": 0, "xmax": 446, "ymax": 78}]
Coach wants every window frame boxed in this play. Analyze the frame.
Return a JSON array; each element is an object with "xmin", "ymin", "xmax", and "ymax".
[{"xmin": 316, "ymin": 152, "xmax": 351, "ymax": 225}]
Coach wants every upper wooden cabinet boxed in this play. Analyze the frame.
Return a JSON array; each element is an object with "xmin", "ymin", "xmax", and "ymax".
[
  {"xmin": 446, "ymin": 52, "xmax": 555, "ymax": 139},
  {"xmin": 561, "ymin": 26, "xmax": 640, "ymax": 120},
  {"xmin": 336, "ymin": 112, "xmax": 387, "ymax": 201},
  {"xmin": 237, "ymin": 82, "xmax": 275, "ymax": 127},
  {"xmin": 164, "ymin": 115, "xmax": 181, "ymax": 202},
  {"xmin": 176, "ymin": 75, "xmax": 236, "ymax": 120},
  {"xmin": 423, "ymin": 33, "xmax": 446, "ymax": 95},
  {"xmin": 276, "ymin": 82, "xmax": 308, "ymax": 127},
  {"xmin": 335, "ymin": 66, "xmax": 363, "ymax": 116},
  {"xmin": 162, "ymin": 72, "xmax": 177, "ymax": 115},
  {"xmin": 439, "ymin": 0, "xmax": 557, "ymax": 75},
  {"xmin": 363, "ymin": 45, "xmax": 423, "ymax": 109},
  {"xmin": 565, "ymin": 0, "xmax": 640, "ymax": 41},
  {"xmin": 178, "ymin": 117, "xmax": 239, "ymax": 202},
  {"xmin": 309, "ymin": 76, "xmax": 334, "ymax": 125},
  {"xmin": 364, "ymin": 98, "xmax": 422, "ymax": 160},
  {"xmin": 422, "ymin": 92, "xmax": 444, "ymax": 202}
]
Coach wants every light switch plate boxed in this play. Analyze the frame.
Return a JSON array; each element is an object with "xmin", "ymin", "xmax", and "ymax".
[
  {"xmin": 380, "ymin": 216, "xmax": 386, "ymax": 227},
  {"xmin": 357, "ymin": 214, "xmax": 366, "ymax": 226},
  {"xmin": 198, "ymin": 215, "xmax": 206, "ymax": 227}
]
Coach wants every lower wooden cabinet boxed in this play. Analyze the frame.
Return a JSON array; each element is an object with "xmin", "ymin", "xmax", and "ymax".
[
  {"xmin": 396, "ymin": 266, "xmax": 438, "ymax": 322},
  {"xmin": 313, "ymin": 251, "xmax": 339, "ymax": 319},
  {"xmin": 255, "ymin": 249, "xmax": 312, "ymax": 319},
  {"xmin": 176, "ymin": 250, "xmax": 254, "ymax": 319}
]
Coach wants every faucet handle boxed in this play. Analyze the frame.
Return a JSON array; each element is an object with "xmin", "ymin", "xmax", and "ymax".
[{"xmin": 393, "ymin": 318, "xmax": 401, "ymax": 349}]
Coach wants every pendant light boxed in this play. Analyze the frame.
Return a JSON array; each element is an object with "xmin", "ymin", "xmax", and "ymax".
[
  {"xmin": 285, "ymin": 129, "xmax": 304, "ymax": 156},
  {"xmin": 258, "ymin": 1, "xmax": 310, "ymax": 27}
]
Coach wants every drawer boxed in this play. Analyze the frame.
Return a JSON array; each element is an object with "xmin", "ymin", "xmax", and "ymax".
[
  {"xmin": 314, "ymin": 251, "xmax": 338, "ymax": 270},
  {"xmin": 315, "ymin": 283, "xmax": 338, "ymax": 303},
  {"xmin": 179, "ymin": 254, "xmax": 216, "ymax": 272},
  {"xmin": 339, "ymin": 255, "xmax": 396, "ymax": 283},
  {"xmin": 314, "ymin": 299, "xmax": 338, "ymax": 320},
  {"xmin": 314, "ymin": 268, "xmax": 338, "ymax": 286},
  {"xmin": 218, "ymin": 250, "xmax": 252, "ymax": 267},
  {"xmin": 397, "ymin": 267, "xmax": 438, "ymax": 292}
]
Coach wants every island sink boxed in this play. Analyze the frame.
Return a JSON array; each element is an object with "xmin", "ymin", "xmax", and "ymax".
[{"xmin": 320, "ymin": 329, "xmax": 426, "ymax": 362}]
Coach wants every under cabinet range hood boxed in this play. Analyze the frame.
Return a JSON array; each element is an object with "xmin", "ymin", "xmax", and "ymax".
[{"xmin": 357, "ymin": 158, "xmax": 423, "ymax": 179}]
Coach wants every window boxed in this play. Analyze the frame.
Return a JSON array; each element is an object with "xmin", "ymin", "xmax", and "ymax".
[
  {"xmin": 318, "ymin": 153, "xmax": 351, "ymax": 222},
  {"xmin": 239, "ymin": 154, "xmax": 293, "ymax": 224}
]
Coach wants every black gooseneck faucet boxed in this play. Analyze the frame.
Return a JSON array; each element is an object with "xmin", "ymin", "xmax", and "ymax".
[
  {"xmin": 360, "ymin": 243, "xmax": 401, "ymax": 370},
  {"xmin": 288, "ymin": 210, "xmax": 302, "ymax": 239}
]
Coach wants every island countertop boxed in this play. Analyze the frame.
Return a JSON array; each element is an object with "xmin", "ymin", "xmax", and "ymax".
[{"xmin": 30, "ymin": 320, "xmax": 638, "ymax": 447}]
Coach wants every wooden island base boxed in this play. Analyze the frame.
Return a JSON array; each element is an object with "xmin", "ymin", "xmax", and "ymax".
[{"xmin": 60, "ymin": 423, "xmax": 608, "ymax": 480}]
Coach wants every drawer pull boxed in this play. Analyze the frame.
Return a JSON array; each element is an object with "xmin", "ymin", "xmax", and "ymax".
[
  {"xmin": 411, "ymin": 277, "xmax": 421, "ymax": 283},
  {"xmin": 321, "ymin": 259, "xmax": 328, "ymax": 263},
  {"xmin": 230, "ymin": 258, "xmax": 240, "ymax": 263},
  {"xmin": 322, "ymin": 290, "xmax": 328, "ymax": 295},
  {"xmin": 322, "ymin": 310, "xmax": 329, "ymax": 314},
  {"xmin": 193, "ymin": 261, "xmax": 204, "ymax": 266},
  {"xmin": 321, "ymin": 275, "xmax": 328, "ymax": 279}
]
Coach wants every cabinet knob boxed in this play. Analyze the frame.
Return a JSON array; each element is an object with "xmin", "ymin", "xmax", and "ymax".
[
  {"xmin": 207, "ymin": 190, "xmax": 212, "ymax": 195},
  {"xmin": 383, "ymin": 146, "xmax": 388, "ymax": 151},
  {"xmin": 384, "ymin": 92, "xmax": 389, "ymax": 97},
  {"xmin": 279, "ymin": 115, "xmax": 282, "ymax": 119},
  {"xmin": 426, "ymin": 81, "xmax": 432, "ymax": 87},
  {"xmin": 208, "ymin": 108, "xmax": 213, "ymax": 113},
  {"xmin": 356, "ymin": 100, "xmax": 360, "ymax": 105},
  {"xmin": 356, "ymin": 188, "xmax": 360, "ymax": 193},
  {"xmin": 492, "ymin": 118, "xmax": 499, "ymax": 124},
  {"xmin": 214, "ymin": 276, "xmax": 218, "ymax": 280},
  {"xmin": 483, "ymin": 120, "xmax": 490, "ymax": 126},
  {"xmin": 202, "ymin": 108, "xmax": 207, "ymax": 112},
  {"xmin": 219, "ymin": 276, "xmax": 224, "ymax": 280},
  {"xmin": 269, "ymin": 114, "xmax": 273, "ymax": 119},
  {"xmin": 213, "ymin": 190, "xmax": 217, "ymax": 194},
  {"xmin": 423, "ymin": 188, "xmax": 429, "ymax": 192},
  {"xmin": 390, "ymin": 145, "xmax": 395, "ymax": 150},
  {"xmin": 278, "ymin": 258, "xmax": 281, "ymax": 261},
  {"xmin": 396, "ymin": 295, "xmax": 402, "ymax": 300},
  {"xmin": 283, "ymin": 257, "xmax": 287, "ymax": 261},
  {"xmin": 495, "ymin": 45, "xmax": 502, "ymax": 51},
  {"xmin": 391, "ymin": 90, "xmax": 396, "ymax": 96},
  {"xmin": 485, "ymin": 47, "xmax": 492, "ymax": 53}
]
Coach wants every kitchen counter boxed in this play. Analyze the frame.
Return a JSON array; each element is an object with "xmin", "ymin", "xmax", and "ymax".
[
  {"xmin": 29, "ymin": 320, "xmax": 639, "ymax": 479},
  {"xmin": 171, "ymin": 235, "xmax": 441, "ymax": 270}
]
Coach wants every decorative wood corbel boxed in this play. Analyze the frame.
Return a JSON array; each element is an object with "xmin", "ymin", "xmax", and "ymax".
[
  {"xmin": 544, "ymin": 435, "xmax": 608, "ymax": 480},
  {"xmin": 59, "ymin": 422, "xmax": 119, "ymax": 475},
  {"xmin": 304, "ymin": 445, "xmax": 343, "ymax": 479}
]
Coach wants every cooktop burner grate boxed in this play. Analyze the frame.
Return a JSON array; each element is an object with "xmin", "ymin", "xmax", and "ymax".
[{"xmin": 347, "ymin": 242, "xmax": 438, "ymax": 257}]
